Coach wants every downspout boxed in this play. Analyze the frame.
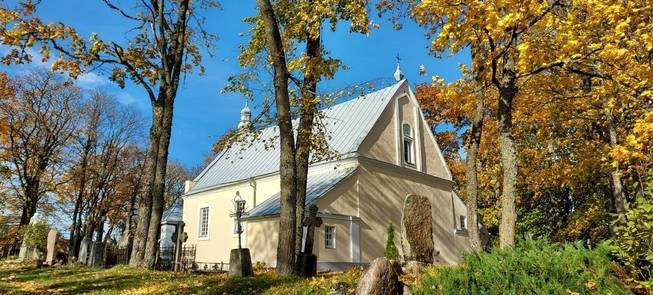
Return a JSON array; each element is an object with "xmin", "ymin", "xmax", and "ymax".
[{"xmin": 249, "ymin": 177, "xmax": 257, "ymax": 207}]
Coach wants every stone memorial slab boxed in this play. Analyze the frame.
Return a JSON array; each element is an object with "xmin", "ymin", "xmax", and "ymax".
[
  {"xmin": 400, "ymin": 195, "xmax": 435, "ymax": 263},
  {"xmin": 45, "ymin": 229, "xmax": 59, "ymax": 265},
  {"xmin": 78, "ymin": 235, "xmax": 90, "ymax": 265}
]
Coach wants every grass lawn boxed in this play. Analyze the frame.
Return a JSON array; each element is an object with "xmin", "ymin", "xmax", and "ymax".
[{"xmin": 0, "ymin": 263, "xmax": 363, "ymax": 295}]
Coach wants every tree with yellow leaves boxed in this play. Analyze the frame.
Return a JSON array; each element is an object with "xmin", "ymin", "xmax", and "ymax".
[
  {"xmin": 246, "ymin": 0, "xmax": 369, "ymax": 275},
  {"xmin": 0, "ymin": 71, "xmax": 81, "ymax": 228},
  {"xmin": 380, "ymin": 0, "xmax": 652, "ymax": 248}
]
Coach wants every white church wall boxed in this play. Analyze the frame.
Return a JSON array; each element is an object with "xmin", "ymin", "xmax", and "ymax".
[
  {"xmin": 182, "ymin": 173, "xmax": 280, "ymax": 264},
  {"xmin": 356, "ymin": 159, "xmax": 470, "ymax": 264},
  {"xmin": 359, "ymin": 83, "xmax": 451, "ymax": 181}
]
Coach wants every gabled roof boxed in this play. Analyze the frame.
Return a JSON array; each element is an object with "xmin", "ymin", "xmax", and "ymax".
[
  {"xmin": 162, "ymin": 200, "xmax": 182, "ymax": 223},
  {"xmin": 246, "ymin": 167, "xmax": 357, "ymax": 218},
  {"xmin": 187, "ymin": 80, "xmax": 405, "ymax": 195}
]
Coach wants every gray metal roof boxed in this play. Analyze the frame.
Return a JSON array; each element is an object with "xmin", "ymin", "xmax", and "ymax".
[
  {"xmin": 162, "ymin": 200, "xmax": 182, "ymax": 222},
  {"xmin": 246, "ymin": 167, "xmax": 357, "ymax": 218},
  {"xmin": 188, "ymin": 80, "xmax": 404, "ymax": 194}
]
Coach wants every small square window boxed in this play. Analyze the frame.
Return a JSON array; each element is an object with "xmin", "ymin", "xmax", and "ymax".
[
  {"xmin": 325, "ymin": 226, "xmax": 335, "ymax": 249},
  {"xmin": 459, "ymin": 215, "xmax": 467, "ymax": 230}
]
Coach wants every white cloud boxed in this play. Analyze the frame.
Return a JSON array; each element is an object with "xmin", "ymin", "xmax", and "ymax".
[
  {"xmin": 75, "ymin": 72, "xmax": 111, "ymax": 89},
  {"xmin": 116, "ymin": 92, "xmax": 138, "ymax": 105}
]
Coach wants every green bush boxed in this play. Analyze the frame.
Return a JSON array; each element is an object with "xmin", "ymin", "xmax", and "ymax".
[
  {"xmin": 610, "ymin": 196, "xmax": 653, "ymax": 289},
  {"xmin": 384, "ymin": 223, "xmax": 399, "ymax": 261},
  {"xmin": 19, "ymin": 221, "xmax": 49, "ymax": 253},
  {"xmin": 413, "ymin": 239, "xmax": 631, "ymax": 295}
]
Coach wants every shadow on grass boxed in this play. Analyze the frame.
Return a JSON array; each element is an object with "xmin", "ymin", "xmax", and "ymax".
[
  {"xmin": 47, "ymin": 274, "xmax": 162, "ymax": 293},
  {"xmin": 160, "ymin": 272, "xmax": 306, "ymax": 295},
  {"xmin": 1, "ymin": 265, "xmax": 319, "ymax": 295}
]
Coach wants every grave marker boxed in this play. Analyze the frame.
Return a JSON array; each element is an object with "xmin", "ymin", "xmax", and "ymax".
[{"xmin": 45, "ymin": 229, "xmax": 59, "ymax": 265}]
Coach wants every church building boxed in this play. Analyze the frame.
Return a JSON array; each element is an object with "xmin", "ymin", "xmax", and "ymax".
[{"xmin": 182, "ymin": 67, "xmax": 471, "ymax": 270}]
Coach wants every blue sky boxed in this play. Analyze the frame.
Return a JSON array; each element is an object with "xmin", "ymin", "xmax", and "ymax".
[{"xmin": 2, "ymin": 0, "xmax": 470, "ymax": 169}]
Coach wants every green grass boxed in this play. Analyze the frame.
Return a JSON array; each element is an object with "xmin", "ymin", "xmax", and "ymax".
[
  {"xmin": 0, "ymin": 263, "xmax": 363, "ymax": 295},
  {"xmin": 2, "ymin": 240, "xmax": 642, "ymax": 294}
]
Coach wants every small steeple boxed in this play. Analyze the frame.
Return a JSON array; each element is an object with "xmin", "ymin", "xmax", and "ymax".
[
  {"xmin": 394, "ymin": 63, "xmax": 405, "ymax": 82},
  {"xmin": 238, "ymin": 101, "xmax": 251, "ymax": 129}
]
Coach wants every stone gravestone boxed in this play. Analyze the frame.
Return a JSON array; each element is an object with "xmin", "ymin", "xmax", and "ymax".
[
  {"xmin": 78, "ymin": 235, "xmax": 90, "ymax": 265},
  {"xmin": 400, "ymin": 195, "xmax": 436, "ymax": 263},
  {"xmin": 355, "ymin": 257, "xmax": 402, "ymax": 295},
  {"xmin": 17, "ymin": 244, "xmax": 28, "ymax": 261},
  {"xmin": 88, "ymin": 238, "xmax": 102, "ymax": 267},
  {"xmin": 297, "ymin": 205, "xmax": 322, "ymax": 277},
  {"xmin": 17, "ymin": 243, "xmax": 36, "ymax": 262},
  {"xmin": 45, "ymin": 229, "xmax": 59, "ymax": 265}
]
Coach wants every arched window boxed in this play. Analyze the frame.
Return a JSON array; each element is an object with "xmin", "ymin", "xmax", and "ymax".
[{"xmin": 402, "ymin": 123, "xmax": 414, "ymax": 165}]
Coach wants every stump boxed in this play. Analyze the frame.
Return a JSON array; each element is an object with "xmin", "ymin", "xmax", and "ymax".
[{"xmin": 229, "ymin": 248, "xmax": 253, "ymax": 277}]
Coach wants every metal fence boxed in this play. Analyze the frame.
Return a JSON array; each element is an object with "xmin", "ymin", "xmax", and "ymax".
[
  {"xmin": 194, "ymin": 262, "xmax": 229, "ymax": 272},
  {"xmin": 105, "ymin": 246, "xmax": 129, "ymax": 267},
  {"xmin": 155, "ymin": 244, "xmax": 196, "ymax": 272},
  {"xmin": 104, "ymin": 244, "xmax": 196, "ymax": 272}
]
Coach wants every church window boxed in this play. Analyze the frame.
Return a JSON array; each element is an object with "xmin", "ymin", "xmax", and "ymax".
[
  {"xmin": 459, "ymin": 215, "xmax": 467, "ymax": 230},
  {"xmin": 325, "ymin": 226, "xmax": 336, "ymax": 249},
  {"xmin": 402, "ymin": 123, "xmax": 415, "ymax": 165},
  {"xmin": 199, "ymin": 207, "xmax": 209, "ymax": 239}
]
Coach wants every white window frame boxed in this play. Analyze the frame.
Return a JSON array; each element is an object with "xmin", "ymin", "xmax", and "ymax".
[
  {"xmin": 197, "ymin": 206, "xmax": 210, "ymax": 240},
  {"xmin": 459, "ymin": 215, "xmax": 467, "ymax": 230},
  {"xmin": 402, "ymin": 122, "xmax": 415, "ymax": 165},
  {"xmin": 325, "ymin": 225, "xmax": 336, "ymax": 249}
]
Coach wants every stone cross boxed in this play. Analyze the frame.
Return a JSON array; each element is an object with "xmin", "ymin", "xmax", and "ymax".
[
  {"xmin": 45, "ymin": 229, "xmax": 59, "ymax": 265},
  {"xmin": 302, "ymin": 205, "xmax": 322, "ymax": 254}
]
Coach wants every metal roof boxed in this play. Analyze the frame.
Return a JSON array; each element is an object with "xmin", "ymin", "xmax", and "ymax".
[
  {"xmin": 246, "ymin": 167, "xmax": 357, "ymax": 218},
  {"xmin": 162, "ymin": 200, "xmax": 182, "ymax": 222},
  {"xmin": 188, "ymin": 80, "xmax": 405, "ymax": 194}
]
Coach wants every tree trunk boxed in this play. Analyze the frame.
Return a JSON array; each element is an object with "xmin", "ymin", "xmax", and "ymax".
[
  {"xmin": 606, "ymin": 109, "xmax": 626, "ymax": 215},
  {"xmin": 143, "ymin": 91, "xmax": 175, "ymax": 268},
  {"xmin": 294, "ymin": 28, "xmax": 321, "ymax": 258},
  {"xmin": 101, "ymin": 223, "xmax": 115, "ymax": 264},
  {"xmin": 89, "ymin": 217, "xmax": 105, "ymax": 267},
  {"xmin": 125, "ymin": 187, "xmax": 138, "ymax": 255},
  {"xmin": 68, "ymin": 195, "xmax": 82, "ymax": 260},
  {"xmin": 69, "ymin": 124, "xmax": 96, "ymax": 261},
  {"xmin": 129, "ymin": 104, "xmax": 164, "ymax": 267},
  {"xmin": 497, "ymin": 56, "xmax": 518, "ymax": 249},
  {"xmin": 465, "ymin": 44, "xmax": 486, "ymax": 251},
  {"xmin": 19, "ymin": 182, "xmax": 39, "ymax": 226},
  {"xmin": 69, "ymin": 154, "xmax": 91, "ymax": 260},
  {"xmin": 465, "ymin": 90, "xmax": 484, "ymax": 251},
  {"xmin": 257, "ymin": 0, "xmax": 298, "ymax": 276}
]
